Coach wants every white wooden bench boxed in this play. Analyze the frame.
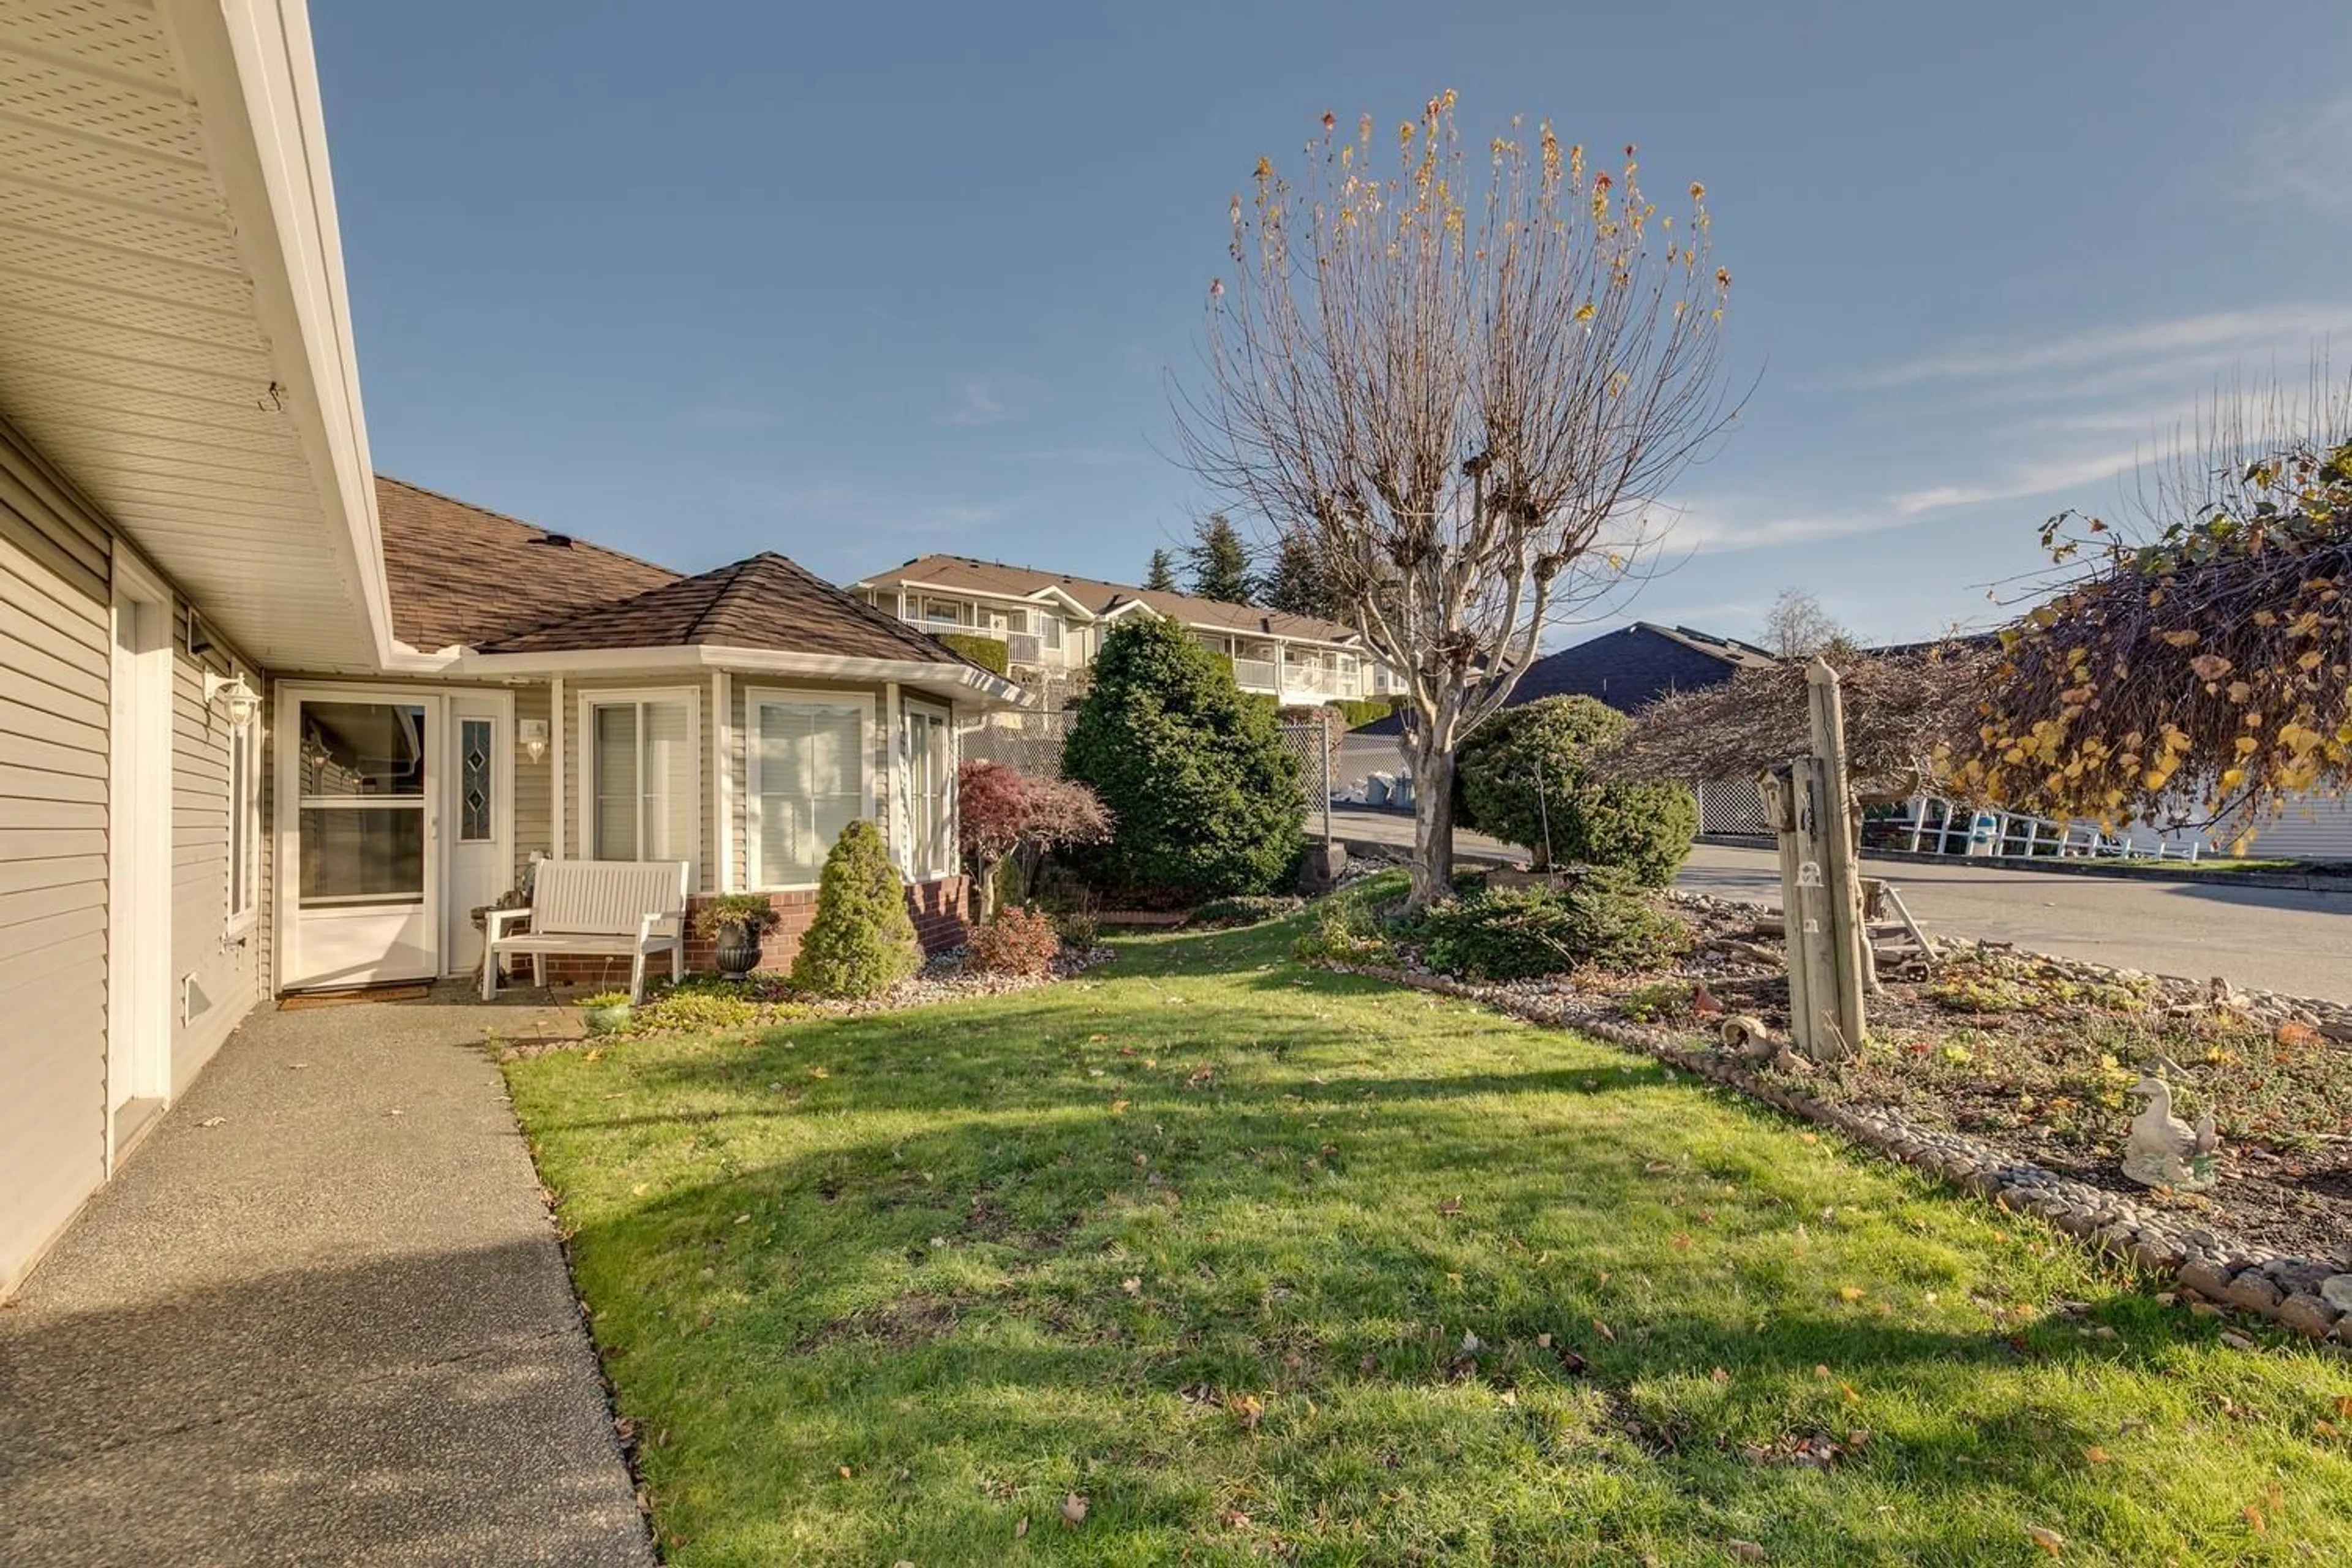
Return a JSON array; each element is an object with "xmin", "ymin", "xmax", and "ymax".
[{"xmin": 482, "ymin": 859, "xmax": 689, "ymax": 1004}]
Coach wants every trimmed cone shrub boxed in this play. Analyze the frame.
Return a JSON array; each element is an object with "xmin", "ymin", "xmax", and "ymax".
[
  {"xmin": 1415, "ymin": 869, "xmax": 1689, "ymax": 982},
  {"xmin": 1063, "ymin": 617, "xmax": 1303, "ymax": 900},
  {"xmin": 1457, "ymin": 695, "xmax": 1697, "ymax": 886},
  {"xmin": 967, "ymin": 905, "xmax": 1061, "ymax": 976},
  {"xmin": 789, "ymin": 819, "xmax": 921, "ymax": 998}
]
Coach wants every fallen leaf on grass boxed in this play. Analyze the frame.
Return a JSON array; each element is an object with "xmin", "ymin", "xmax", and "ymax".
[
  {"xmin": 2220, "ymin": 1330, "xmax": 2255, "ymax": 1351},
  {"xmin": 2243, "ymin": 1506, "xmax": 2266, "ymax": 1534},
  {"xmin": 1109, "ymin": 1099, "xmax": 1129, "ymax": 1115},
  {"xmin": 1837, "ymin": 1285, "xmax": 1864, "ymax": 1303},
  {"xmin": 1814, "ymin": 1364, "xmax": 1833, "ymax": 1380},
  {"xmin": 1436, "ymin": 1197, "xmax": 1463, "ymax": 1216},
  {"xmin": 1672, "ymin": 1234, "xmax": 1694, "ymax": 1251},
  {"xmin": 1726, "ymin": 1540, "xmax": 1768, "ymax": 1561},
  {"xmin": 1015, "ymin": 1516, "xmax": 1028, "ymax": 1538},
  {"xmin": 1232, "ymin": 1393, "xmax": 1265, "ymax": 1431},
  {"xmin": 2082, "ymin": 1446, "xmax": 2110, "ymax": 1464},
  {"xmin": 1061, "ymin": 1492, "xmax": 1088, "ymax": 1527},
  {"xmin": 2334, "ymin": 1395, "xmax": 2352, "ymax": 1419},
  {"xmin": 1594, "ymin": 1317, "xmax": 1616, "ymax": 1343},
  {"xmin": 1537, "ymin": 1332, "xmax": 1553, "ymax": 1348},
  {"xmin": 1120, "ymin": 1276, "xmax": 1140, "ymax": 1295},
  {"xmin": 1711, "ymin": 1366, "xmax": 1731, "ymax": 1385},
  {"xmin": 2026, "ymin": 1524, "xmax": 2064, "ymax": 1556},
  {"xmin": 809, "ymin": 1066, "xmax": 829, "ymax": 1079}
]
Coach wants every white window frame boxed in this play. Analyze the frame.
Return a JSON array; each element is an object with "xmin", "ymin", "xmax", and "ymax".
[
  {"xmin": 744, "ymin": 687, "xmax": 876, "ymax": 892},
  {"xmin": 225, "ymin": 689, "xmax": 262, "ymax": 933},
  {"xmin": 576, "ymin": 687, "xmax": 701, "ymax": 884},
  {"xmin": 898, "ymin": 699, "xmax": 957, "ymax": 883}
]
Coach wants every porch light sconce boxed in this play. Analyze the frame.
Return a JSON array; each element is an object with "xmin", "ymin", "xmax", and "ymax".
[
  {"xmin": 202, "ymin": 671, "xmax": 260, "ymax": 728},
  {"xmin": 518, "ymin": 719, "xmax": 550, "ymax": 765}
]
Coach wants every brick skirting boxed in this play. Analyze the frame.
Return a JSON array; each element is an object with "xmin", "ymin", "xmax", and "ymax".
[{"xmin": 530, "ymin": 876, "xmax": 971, "ymax": 989}]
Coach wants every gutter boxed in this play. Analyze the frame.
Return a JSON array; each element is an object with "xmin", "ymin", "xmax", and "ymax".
[{"xmin": 379, "ymin": 643, "xmax": 1029, "ymax": 710}]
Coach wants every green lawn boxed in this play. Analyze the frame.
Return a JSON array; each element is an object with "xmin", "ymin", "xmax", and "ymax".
[{"xmin": 505, "ymin": 895, "xmax": 2352, "ymax": 1566}]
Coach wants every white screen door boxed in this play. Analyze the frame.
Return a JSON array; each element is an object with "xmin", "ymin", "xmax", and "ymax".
[{"xmin": 286, "ymin": 694, "xmax": 440, "ymax": 987}]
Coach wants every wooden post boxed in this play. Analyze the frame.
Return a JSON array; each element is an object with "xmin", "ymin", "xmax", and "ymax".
[
  {"xmin": 1804, "ymin": 660, "xmax": 1868, "ymax": 1052},
  {"xmin": 1760, "ymin": 765, "xmax": 1815, "ymax": 1060}
]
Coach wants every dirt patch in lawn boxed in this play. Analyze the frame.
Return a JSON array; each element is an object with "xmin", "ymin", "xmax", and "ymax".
[{"xmin": 1537, "ymin": 894, "xmax": 2352, "ymax": 1261}]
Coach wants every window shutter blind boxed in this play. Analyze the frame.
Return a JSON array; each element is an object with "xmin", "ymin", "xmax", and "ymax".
[
  {"xmin": 594, "ymin": 704, "xmax": 638, "ymax": 861},
  {"xmin": 642, "ymin": 700, "xmax": 695, "ymax": 866},
  {"xmin": 754, "ymin": 700, "xmax": 864, "ymax": 886}
]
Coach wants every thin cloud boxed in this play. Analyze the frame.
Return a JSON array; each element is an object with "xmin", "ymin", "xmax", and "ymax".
[
  {"xmin": 1889, "ymin": 444, "xmax": 2146, "ymax": 516},
  {"xmin": 1850, "ymin": 304, "xmax": 2352, "ymax": 391},
  {"xmin": 941, "ymin": 377, "xmax": 1019, "ymax": 426},
  {"xmin": 2244, "ymin": 96, "xmax": 2352, "ymax": 213},
  {"xmin": 1659, "ymin": 497, "xmax": 1905, "ymax": 553}
]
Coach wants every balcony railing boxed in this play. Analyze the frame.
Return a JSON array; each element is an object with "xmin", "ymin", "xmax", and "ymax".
[{"xmin": 1232, "ymin": 657, "xmax": 1278, "ymax": 691}]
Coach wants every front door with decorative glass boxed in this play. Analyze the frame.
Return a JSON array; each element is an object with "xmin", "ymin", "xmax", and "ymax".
[{"xmin": 442, "ymin": 695, "xmax": 511, "ymax": 976}]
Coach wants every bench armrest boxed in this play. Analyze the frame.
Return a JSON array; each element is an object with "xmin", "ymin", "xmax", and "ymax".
[
  {"xmin": 484, "ymin": 907, "xmax": 532, "ymax": 940},
  {"xmin": 638, "ymin": 911, "xmax": 683, "ymax": 944}
]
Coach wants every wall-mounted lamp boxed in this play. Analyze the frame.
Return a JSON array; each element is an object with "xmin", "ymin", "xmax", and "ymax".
[
  {"xmin": 518, "ymin": 718, "xmax": 550, "ymax": 765},
  {"xmin": 202, "ymin": 671, "xmax": 260, "ymax": 728}
]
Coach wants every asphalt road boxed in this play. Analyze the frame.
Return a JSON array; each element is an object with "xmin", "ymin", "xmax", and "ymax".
[{"xmin": 1325, "ymin": 807, "xmax": 2352, "ymax": 1003}]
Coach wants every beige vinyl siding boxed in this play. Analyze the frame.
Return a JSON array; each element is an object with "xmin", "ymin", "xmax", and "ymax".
[
  {"xmin": 168, "ymin": 602, "xmax": 263, "ymax": 1090},
  {"xmin": 513, "ymin": 682, "xmax": 552, "ymax": 883},
  {"xmin": 0, "ymin": 432, "xmax": 110, "ymax": 1295},
  {"xmin": 0, "ymin": 418, "xmax": 109, "ymax": 606}
]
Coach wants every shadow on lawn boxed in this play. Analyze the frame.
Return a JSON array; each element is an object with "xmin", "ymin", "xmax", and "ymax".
[
  {"xmin": 562, "ymin": 1117, "xmax": 2264, "ymax": 1564},
  {"xmin": 530, "ymin": 925, "xmax": 2352, "ymax": 1560}
]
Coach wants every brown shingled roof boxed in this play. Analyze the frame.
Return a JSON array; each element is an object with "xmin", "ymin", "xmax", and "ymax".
[
  {"xmin": 478, "ymin": 551, "xmax": 979, "ymax": 667},
  {"xmin": 378, "ymin": 475, "xmax": 678, "ymax": 651},
  {"xmin": 859, "ymin": 553, "xmax": 1365, "ymax": 644}
]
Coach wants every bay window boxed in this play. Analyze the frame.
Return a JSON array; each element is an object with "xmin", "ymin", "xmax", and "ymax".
[
  {"xmin": 582, "ymin": 691, "xmax": 698, "ymax": 878},
  {"xmin": 748, "ymin": 691, "xmax": 872, "ymax": 888}
]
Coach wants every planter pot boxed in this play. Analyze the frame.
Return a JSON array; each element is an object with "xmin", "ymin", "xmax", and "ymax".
[
  {"xmin": 582, "ymin": 1003, "xmax": 633, "ymax": 1036},
  {"xmin": 712, "ymin": 929, "xmax": 763, "ymax": 979}
]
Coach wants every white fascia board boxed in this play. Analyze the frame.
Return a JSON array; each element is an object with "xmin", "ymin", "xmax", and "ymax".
[
  {"xmin": 392, "ymin": 644, "xmax": 1030, "ymax": 710},
  {"xmin": 160, "ymin": 0, "xmax": 393, "ymax": 669}
]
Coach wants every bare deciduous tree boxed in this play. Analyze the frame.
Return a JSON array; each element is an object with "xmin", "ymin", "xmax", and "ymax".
[
  {"xmin": 1177, "ymin": 92, "xmax": 1738, "ymax": 907},
  {"xmin": 1760, "ymin": 587, "xmax": 1847, "ymax": 659}
]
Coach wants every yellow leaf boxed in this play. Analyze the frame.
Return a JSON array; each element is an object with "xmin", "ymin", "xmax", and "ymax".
[
  {"xmin": 2082, "ymin": 1445, "xmax": 2110, "ymax": 1464},
  {"xmin": 2160, "ymin": 629, "xmax": 2199, "ymax": 648},
  {"xmin": 1837, "ymin": 1285, "xmax": 1864, "ymax": 1303},
  {"xmin": 2026, "ymin": 1523, "xmax": 2065, "ymax": 1556},
  {"xmin": 1109, "ymin": 1099, "xmax": 1130, "ymax": 1115}
]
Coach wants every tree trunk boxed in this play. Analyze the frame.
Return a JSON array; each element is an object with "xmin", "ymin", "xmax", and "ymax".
[
  {"xmin": 1405, "ymin": 737, "xmax": 1457, "ymax": 910},
  {"xmin": 974, "ymin": 853, "xmax": 1000, "ymax": 922}
]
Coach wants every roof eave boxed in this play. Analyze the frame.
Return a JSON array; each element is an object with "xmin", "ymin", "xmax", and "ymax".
[
  {"xmin": 164, "ymin": 0, "xmax": 393, "ymax": 668},
  {"xmin": 398, "ymin": 643, "xmax": 1028, "ymax": 709}
]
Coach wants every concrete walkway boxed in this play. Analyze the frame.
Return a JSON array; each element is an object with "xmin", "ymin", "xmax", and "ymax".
[{"xmin": 0, "ymin": 993, "xmax": 655, "ymax": 1567}]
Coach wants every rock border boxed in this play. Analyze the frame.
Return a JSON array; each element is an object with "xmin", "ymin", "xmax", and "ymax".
[{"xmin": 1322, "ymin": 960, "xmax": 2352, "ymax": 1351}]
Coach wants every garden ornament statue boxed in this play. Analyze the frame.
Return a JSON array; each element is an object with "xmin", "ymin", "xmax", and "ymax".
[{"xmin": 2120, "ymin": 1076, "xmax": 2221, "ymax": 1191}]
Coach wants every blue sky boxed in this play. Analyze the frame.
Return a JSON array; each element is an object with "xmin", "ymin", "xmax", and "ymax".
[{"xmin": 314, "ymin": 1, "xmax": 2352, "ymax": 650}]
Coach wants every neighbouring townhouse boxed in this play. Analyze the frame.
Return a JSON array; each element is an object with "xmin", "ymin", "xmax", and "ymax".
[
  {"xmin": 1505, "ymin": 621, "xmax": 1778, "ymax": 714},
  {"xmin": 0, "ymin": 0, "xmax": 1016, "ymax": 1295},
  {"xmin": 850, "ymin": 553, "xmax": 1398, "ymax": 712}
]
